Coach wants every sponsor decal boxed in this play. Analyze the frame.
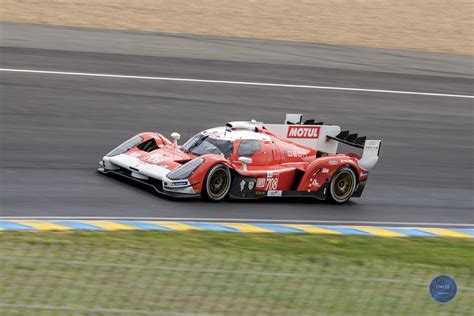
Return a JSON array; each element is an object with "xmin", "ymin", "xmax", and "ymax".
[
  {"xmin": 322, "ymin": 168, "xmax": 330, "ymax": 174},
  {"xmin": 341, "ymin": 159, "xmax": 353, "ymax": 163},
  {"xmin": 329, "ymin": 160, "xmax": 339, "ymax": 165},
  {"xmin": 361, "ymin": 171, "xmax": 369, "ymax": 177},
  {"xmin": 145, "ymin": 153, "xmax": 165, "ymax": 164},
  {"xmin": 267, "ymin": 190, "xmax": 282, "ymax": 197},
  {"xmin": 248, "ymin": 181, "xmax": 254, "ymax": 190},
  {"xmin": 364, "ymin": 140, "xmax": 381, "ymax": 152},
  {"xmin": 287, "ymin": 126, "xmax": 320, "ymax": 139},
  {"xmin": 173, "ymin": 181, "xmax": 188, "ymax": 186},
  {"xmin": 284, "ymin": 150, "xmax": 308, "ymax": 158},
  {"xmin": 231, "ymin": 177, "xmax": 256, "ymax": 196},
  {"xmin": 166, "ymin": 180, "xmax": 188, "ymax": 187},
  {"xmin": 255, "ymin": 172, "xmax": 280, "ymax": 191},
  {"xmin": 239, "ymin": 180, "xmax": 246, "ymax": 192},
  {"xmin": 310, "ymin": 179, "xmax": 320, "ymax": 187},
  {"xmin": 256, "ymin": 178, "xmax": 266, "ymax": 188}
]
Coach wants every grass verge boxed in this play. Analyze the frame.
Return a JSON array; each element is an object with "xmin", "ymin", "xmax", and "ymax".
[{"xmin": 1, "ymin": 232, "xmax": 473, "ymax": 315}]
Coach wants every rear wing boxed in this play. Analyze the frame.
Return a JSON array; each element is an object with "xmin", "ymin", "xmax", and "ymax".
[
  {"xmin": 265, "ymin": 114, "xmax": 381, "ymax": 162},
  {"xmin": 227, "ymin": 114, "xmax": 381, "ymax": 169},
  {"xmin": 265, "ymin": 122, "xmax": 341, "ymax": 153},
  {"xmin": 326, "ymin": 130, "xmax": 367, "ymax": 149},
  {"xmin": 285, "ymin": 114, "xmax": 369, "ymax": 149}
]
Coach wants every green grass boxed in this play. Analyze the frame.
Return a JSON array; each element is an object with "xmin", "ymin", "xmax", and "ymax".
[{"xmin": 1, "ymin": 232, "xmax": 473, "ymax": 315}]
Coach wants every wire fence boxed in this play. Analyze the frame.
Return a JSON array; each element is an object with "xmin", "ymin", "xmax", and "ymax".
[{"xmin": 0, "ymin": 234, "xmax": 472, "ymax": 315}]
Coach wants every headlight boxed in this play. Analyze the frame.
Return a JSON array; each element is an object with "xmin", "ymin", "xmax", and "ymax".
[{"xmin": 167, "ymin": 158, "xmax": 204, "ymax": 180}]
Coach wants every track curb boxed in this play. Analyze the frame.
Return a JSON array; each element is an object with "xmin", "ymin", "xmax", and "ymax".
[{"xmin": 0, "ymin": 220, "xmax": 472, "ymax": 238}]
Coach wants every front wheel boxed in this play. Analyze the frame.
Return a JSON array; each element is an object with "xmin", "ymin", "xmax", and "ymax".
[
  {"xmin": 327, "ymin": 166, "xmax": 357, "ymax": 204},
  {"xmin": 202, "ymin": 164, "xmax": 231, "ymax": 201}
]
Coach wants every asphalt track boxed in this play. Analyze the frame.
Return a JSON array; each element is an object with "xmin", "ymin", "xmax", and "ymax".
[{"xmin": 1, "ymin": 23, "xmax": 473, "ymax": 226}]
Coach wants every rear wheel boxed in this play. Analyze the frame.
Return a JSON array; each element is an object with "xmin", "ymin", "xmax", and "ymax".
[
  {"xmin": 327, "ymin": 166, "xmax": 356, "ymax": 204},
  {"xmin": 202, "ymin": 164, "xmax": 231, "ymax": 201}
]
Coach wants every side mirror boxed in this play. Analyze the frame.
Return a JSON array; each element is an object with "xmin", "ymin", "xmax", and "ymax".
[
  {"xmin": 171, "ymin": 132, "xmax": 181, "ymax": 146},
  {"xmin": 238, "ymin": 157, "xmax": 253, "ymax": 171}
]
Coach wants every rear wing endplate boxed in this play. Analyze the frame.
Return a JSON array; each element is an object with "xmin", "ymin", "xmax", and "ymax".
[{"xmin": 358, "ymin": 140, "xmax": 382, "ymax": 171}]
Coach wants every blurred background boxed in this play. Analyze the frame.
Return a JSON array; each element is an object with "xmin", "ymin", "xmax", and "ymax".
[{"xmin": 3, "ymin": 0, "xmax": 473, "ymax": 54}]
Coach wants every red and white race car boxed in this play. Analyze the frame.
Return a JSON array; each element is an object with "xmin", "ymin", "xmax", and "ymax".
[{"xmin": 99, "ymin": 114, "xmax": 381, "ymax": 203}]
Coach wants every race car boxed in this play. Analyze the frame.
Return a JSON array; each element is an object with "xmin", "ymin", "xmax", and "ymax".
[{"xmin": 98, "ymin": 114, "xmax": 381, "ymax": 203}]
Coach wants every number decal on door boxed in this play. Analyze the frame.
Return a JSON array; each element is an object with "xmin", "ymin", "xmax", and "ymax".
[{"xmin": 265, "ymin": 172, "xmax": 279, "ymax": 190}]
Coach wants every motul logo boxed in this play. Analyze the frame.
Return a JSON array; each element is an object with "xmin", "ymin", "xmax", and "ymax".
[{"xmin": 287, "ymin": 126, "xmax": 320, "ymax": 138}]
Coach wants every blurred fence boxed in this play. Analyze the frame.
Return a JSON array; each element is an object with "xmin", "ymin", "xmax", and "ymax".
[{"xmin": 1, "ymin": 234, "xmax": 473, "ymax": 315}]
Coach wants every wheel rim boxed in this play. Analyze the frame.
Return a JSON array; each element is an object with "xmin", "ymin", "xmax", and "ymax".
[
  {"xmin": 332, "ymin": 171, "xmax": 354, "ymax": 201},
  {"xmin": 208, "ymin": 169, "xmax": 228, "ymax": 198}
]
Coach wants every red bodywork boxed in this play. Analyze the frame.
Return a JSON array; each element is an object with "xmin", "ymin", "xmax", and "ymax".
[{"xmin": 109, "ymin": 126, "xmax": 370, "ymax": 200}]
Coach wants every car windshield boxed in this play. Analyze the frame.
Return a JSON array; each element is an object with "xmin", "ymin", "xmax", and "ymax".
[{"xmin": 181, "ymin": 133, "xmax": 233, "ymax": 157}]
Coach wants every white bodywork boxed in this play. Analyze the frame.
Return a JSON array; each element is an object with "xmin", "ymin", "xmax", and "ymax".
[
  {"xmin": 358, "ymin": 140, "xmax": 382, "ymax": 171},
  {"xmin": 102, "ymin": 154, "xmax": 195, "ymax": 194},
  {"xmin": 222, "ymin": 115, "xmax": 341, "ymax": 154},
  {"xmin": 104, "ymin": 154, "xmax": 169, "ymax": 179},
  {"xmin": 265, "ymin": 124, "xmax": 340, "ymax": 153},
  {"xmin": 204, "ymin": 125, "xmax": 271, "ymax": 141},
  {"xmin": 223, "ymin": 114, "xmax": 380, "ymax": 162}
]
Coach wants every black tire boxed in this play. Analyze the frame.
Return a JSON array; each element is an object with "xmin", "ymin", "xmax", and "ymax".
[
  {"xmin": 327, "ymin": 166, "xmax": 357, "ymax": 204},
  {"xmin": 202, "ymin": 164, "xmax": 231, "ymax": 201}
]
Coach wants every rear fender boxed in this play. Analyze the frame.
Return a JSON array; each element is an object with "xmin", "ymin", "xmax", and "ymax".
[{"xmin": 297, "ymin": 156, "xmax": 362, "ymax": 192}]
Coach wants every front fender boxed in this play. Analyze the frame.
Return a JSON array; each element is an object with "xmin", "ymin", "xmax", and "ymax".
[
  {"xmin": 135, "ymin": 132, "xmax": 174, "ymax": 147},
  {"xmin": 104, "ymin": 132, "xmax": 173, "ymax": 157},
  {"xmin": 187, "ymin": 154, "xmax": 232, "ymax": 193}
]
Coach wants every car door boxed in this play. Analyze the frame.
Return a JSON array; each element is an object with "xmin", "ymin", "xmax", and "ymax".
[{"xmin": 236, "ymin": 139, "xmax": 266, "ymax": 166}]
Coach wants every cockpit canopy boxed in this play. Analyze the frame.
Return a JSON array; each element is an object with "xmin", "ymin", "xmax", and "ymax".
[
  {"xmin": 180, "ymin": 126, "xmax": 269, "ymax": 157},
  {"xmin": 181, "ymin": 133, "xmax": 234, "ymax": 157}
]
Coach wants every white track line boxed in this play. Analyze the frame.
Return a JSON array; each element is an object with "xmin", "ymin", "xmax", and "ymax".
[
  {"xmin": 1, "ymin": 68, "xmax": 473, "ymax": 99},
  {"xmin": 0, "ymin": 216, "xmax": 472, "ymax": 227}
]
